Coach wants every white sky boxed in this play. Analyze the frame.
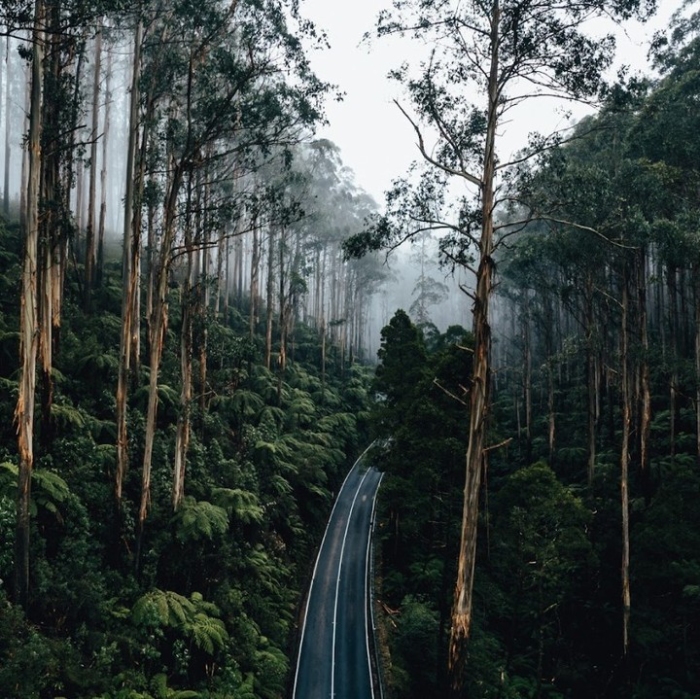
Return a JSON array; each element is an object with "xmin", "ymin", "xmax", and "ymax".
[{"xmin": 301, "ymin": 0, "xmax": 686, "ymax": 206}]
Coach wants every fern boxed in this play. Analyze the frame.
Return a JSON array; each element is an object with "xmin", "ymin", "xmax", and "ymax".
[
  {"xmin": 173, "ymin": 497, "xmax": 229, "ymax": 543},
  {"xmin": 0, "ymin": 463, "xmax": 70, "ymax": 517},
  {"xmin": 132, "ymin": 589, "xmax": 194, "ymax": 627},
  {"xmin": 50, "ymin": 403, "xmax": 86, "ymax": 429},
  {"xmin": 212, "ymin": 488, "xmax": 264, "ymax": 524},
  {"xmin": 133, "ymin": 590, "xmax": 229, "ymax": 658},
  {"xmin": 186, "ymin": 612, "xmax": 228, "ymax": 654},
  {"xmin": 230, "ymin": 390, "xmax": 265, "ymax": 418},
  {"xmin": 151, "ymin": 673, "xmax": 201, "ymax": 699}
]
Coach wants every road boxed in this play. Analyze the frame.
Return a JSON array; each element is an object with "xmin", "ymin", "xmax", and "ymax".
[{"xmin": 293, "ymin": 456, "xmax": 383, "ymax": 699}]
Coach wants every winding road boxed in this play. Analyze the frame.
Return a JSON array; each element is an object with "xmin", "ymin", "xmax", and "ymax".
[{"xmin": 293, "ymin": 456, "xmax": 383, "ymax": 699}]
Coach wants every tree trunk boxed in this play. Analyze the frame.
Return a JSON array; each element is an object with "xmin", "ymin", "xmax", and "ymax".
[
  {"xmin": 136, "ymin": 160, "xmax": 183, "ymax": 570},
  {"xmin": 115, "ymin": 20, "xmax": 142, "ymax": 503},
  {"xmin": 637, "ymin": 248, "xmax": 651, "ymax": 500},
  {"xmin": 266, "ymin": 226, "xmax": 275, "ymax": 369},
  {"xmin": 4, "ymin": 36, "xmax": 12, "ymax": 216},
  {"xmin": 97, "ymin": 38, "xmax": 112, "ymax": 286},
  {"xmin": 522, "ymin": 290, "xmax": 532, "ymax": 463},
  {"xmin": 449, "ymin": 3, "xmax": 499, "ymax": 688},
  {"xmin": 14, "ymin": 0, "xmax": 44, "ymax": 609},
  {"xmin": 585, "ymin": 274, "xmax": 597, "ymax": 485},
  {"xmin": 173, "ymin": 173, "xmax": 195, "ymax": 510},
  {"xmin": 695, "ymin": 264, "xmax": 700, "ymax": 467},
  {"xmin": 84, "ymin": 23, "xmax": 102, "ymax": 307},
  {"xmin": 249, "ymin": 216, "xmax": 260, "ymax": 339},
  {"xmin": 620, "ymin": 273, "xmax": 631, "ymax": 656}
]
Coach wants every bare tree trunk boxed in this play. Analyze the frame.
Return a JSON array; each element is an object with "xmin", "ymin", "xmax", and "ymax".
[
  {"xmin": 265, "ymin": 226, "xmax": 275, "ymax": 369},
  {"xmin": 637, "ymin": 249, "xmax": 651, "ymax": 499},
  {"xmin": 97, "ymin": 38, "xmax": 112, "ymax": 286},
  {"xmin": 449, "ymin": 3, "xmax": 499, "ymax": 687},
  {"xmin": 694, "ymin": 265, "xmax": 700, "ymax": 467},
  {"xmin": 136, "ymin": 160, "xmax": 183, "ymax": 569},
  {"xmin": 620, "ymin": 273, "xmax": 631, "ymax": 656},
  {"xmin": 14, "ymin": 0, "xmax": 44, "ymax": 609},
  {"xmin": 668, "ymin": 265, "xmax": 678, "ymax": 460},
  {"xmin": 19, "ymin": 63, "xmax": 30, "ymax": 232},
  {"xmin": 585, "ymin": 275, "xmax": 597, "ymax": 485},
  {"xmin": 84, "ymin": 23, "xmax": 102, "ymax": 306},
  {"xmin": 522, "ymin": 290, "xmax": 532, "ymax": 463},
  {"xmin": 249, "ymin": 216, "xmax": 260, "ymax": 339},
  {"xmin": 4, "ymin": 36, "xmax": 11, "ymax": 216},
  {"xmin": 173, "ymin": 173, "xmax": 195, "ymax": 509},
  {"xmin": 115, "ymin": 20, "xmax": 142, "ymax": 503}
]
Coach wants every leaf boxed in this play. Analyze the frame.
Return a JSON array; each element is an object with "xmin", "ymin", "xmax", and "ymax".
[
  {"xmin": 212, "ymin": 488, "xmax": 264, "ymax": 524},
  {"xmin": 132, "ymin": 589, "xmax": 194, "ymax": 627},
  {"xmin": 187, "ymin": 612, "xmax": 228, "ymax": 654},
  {"xmin": 173, "ymin": 497, "xmax": 229, "ymax": 543}
]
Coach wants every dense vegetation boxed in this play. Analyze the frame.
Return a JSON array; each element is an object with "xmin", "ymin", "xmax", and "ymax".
[
  {"xmin": 0, "ymin": 1, "xmax": 385, "ymax": 696},
  {"xmin": 368, "ymin": 15, "xmax": 700, "ymax": 699},
  {"xmin": 4, "ymin": 1, "xmax": 700, "ymax": 698},
  {"xmin": 0, "ymin": 211, "xmax": 376, "ymax": 697}
]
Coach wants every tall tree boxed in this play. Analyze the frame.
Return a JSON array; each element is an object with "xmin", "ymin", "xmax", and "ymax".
[
  {"xmin": 14, "ymin": 0, "xmax": 45, "ymax": 609},
  {"xmin": 347, "ymin": 0, "xmax": 656, "ymax": 686}
]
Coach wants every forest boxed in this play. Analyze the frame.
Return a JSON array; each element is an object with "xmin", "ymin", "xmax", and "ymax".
[{"xmin": 1, "ymin": 0, "xmax": 700, "ymax": 698}]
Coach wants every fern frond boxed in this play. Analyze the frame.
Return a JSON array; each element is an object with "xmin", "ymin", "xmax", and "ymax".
[
  {"xmin": 187, "ymin": 613, "xmax": 228, "ymax": 655},
  {"xmin": 132, "ymin": 589, "xmax": 194, "ymax": 627},
  {"xmin": 173, "ymin": 497, "xmax": 229, "ymax": 543},
  {"xmin": 212, "ymin": 488, "xmax": 264, "ymax": 524}
]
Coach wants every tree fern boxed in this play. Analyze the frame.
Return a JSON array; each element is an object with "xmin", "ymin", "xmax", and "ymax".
[
  {"xmin": 151, "ymin": 673, "xmax": 201, "ymax": 699},
  {"xmin": 212, "ymin": 488, "xmax": 264, "ymax": 524},
  {"xmin": 50, "ymin": 403, "xmax": 86, "ymax": 429},
  {"xmin": 186, "ymin": 612, "xmax": 228, "ymax": 654},
  {"xmin": 173, "ymin": 497, "xmax": 229, "ymax": 543},
  {"xmin": 0, "ymin": 463, "xmax": 70, "ymax": 517},
  {"xmin": 132, "ymin": 589, "xmax": 194, "ymax": 627}
]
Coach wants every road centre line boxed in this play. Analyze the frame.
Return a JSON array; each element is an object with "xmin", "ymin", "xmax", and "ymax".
[
  {"xmin": 292, "ymin": 445, "xmax": 374, "ymax": 699},
  {"xmin": 330, "ymin": 467, "xmax": 372, "ymax": 698}
]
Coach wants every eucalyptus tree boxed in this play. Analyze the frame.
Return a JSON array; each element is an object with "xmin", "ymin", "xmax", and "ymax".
[
  {"xmin": 346, "ymin": 0, "xmax": 656, "ymax": 683},
  {"xmin": 128, "ymin": 0, "xmax": 327, "ymax": 563},
  {"xmin": 6, "ymin": 0, "xmax": 113, "ymax": 607}
]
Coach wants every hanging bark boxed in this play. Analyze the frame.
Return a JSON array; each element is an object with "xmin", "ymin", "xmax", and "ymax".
[
  {"xmin": 14, "ymin": 0, "xmax": 45, "ymax": 609},
  {"xmin": 449, "ymin": 5, "xmax": 499, "ymax": 685},
  {"xmin": 136, "ymin": 160, "xmax": 183, "ymax": 568},
  {"xmin": 173, "ymin": 172, "xmax": 196, "ymax": 510},
  {"xmin": 37, "ymin": 0, "xmax": 65, "ymax": 448}
]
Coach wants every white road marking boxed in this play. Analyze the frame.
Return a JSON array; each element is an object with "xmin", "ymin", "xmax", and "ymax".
[
  {"xmin": 331, "ymin": 467, "xmax": 372, "ymax": 697},
  {"xmin": 364, "ymin": 472, "xmax": 384, "ymax": 699},
  {"xmin": 292, "ymin": 445, "xmax": 371, "ymax": 699}
]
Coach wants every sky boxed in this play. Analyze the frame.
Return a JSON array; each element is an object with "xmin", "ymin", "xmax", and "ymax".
[{"xmin": 301, "ymin": 0, "xmax": 687, "ymax": 206}]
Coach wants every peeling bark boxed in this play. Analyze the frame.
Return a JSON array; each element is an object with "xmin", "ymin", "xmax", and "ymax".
[{"xmin": 14, "ymin": 0, "xmax": 44, "ymax": 608}]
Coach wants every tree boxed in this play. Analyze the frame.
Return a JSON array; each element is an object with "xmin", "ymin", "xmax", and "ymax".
[{"xmin": 347, "ymin": 0, "xmax": 656, "ymax": 685}]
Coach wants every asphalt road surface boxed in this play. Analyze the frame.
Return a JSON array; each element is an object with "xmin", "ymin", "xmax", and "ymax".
[{"xmin": 293, "ymin": 457, "xmax": 383, "ymax": 699}]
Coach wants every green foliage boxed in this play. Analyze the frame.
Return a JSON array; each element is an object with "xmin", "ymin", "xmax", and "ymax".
[
  {"xmin": 212, "ymin": 488, "xmax": 264, "ymax": 524},
  {"xmin": 0, "ymin": 462, "xmax": 71, "ymax": 518},
  {"xmin": 132, "ymin": 589, "xmax": 228, "ymax": 656},
  {"xmin": 172, "ymin": 497, "xmax": 229, "ymax": 543}
]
